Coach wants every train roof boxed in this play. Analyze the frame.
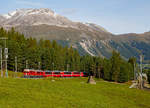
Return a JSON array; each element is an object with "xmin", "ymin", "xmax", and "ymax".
[{"xmin": 24, "ymin": 69, "xmax": 88, "ymax": 73}]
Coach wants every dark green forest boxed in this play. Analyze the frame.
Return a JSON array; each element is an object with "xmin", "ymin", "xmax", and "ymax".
[{"xmin": 0, "ymin": 28, "xmax": 137, "ymax": 82}]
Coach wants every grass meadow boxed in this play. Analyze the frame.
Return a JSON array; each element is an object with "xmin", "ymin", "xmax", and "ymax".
[{"xmin": 0, "ymin": 77, "xmax": 150, "ymax": 108}]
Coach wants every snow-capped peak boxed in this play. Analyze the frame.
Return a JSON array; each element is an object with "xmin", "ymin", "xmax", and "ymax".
[
  {"xmin": 22, "ymin": 8, "xmax": 55, "ymax": 16},
  {"xmin": 0, "ymin": 8, "xmax": 108, "ymax": 34},
  {"xmin": 0, "ymin": 8, "xmax": 76, "ymax": 28},
  {"xmin": 2, "ymin": 8, "xmax": 56, "ymax": 19}
]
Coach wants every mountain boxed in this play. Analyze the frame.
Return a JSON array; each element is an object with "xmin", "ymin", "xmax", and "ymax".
[
  {"xmin": 0, "ymin": 8, "xmax": 150, "ymax": 62},
  {"xmin": 1, "ymin": 8, "xmax": 78, "ymax": 28},
  {"xmin": 0, "ymin": 15, "xmax": 6, "ymax": 23},
  {"xmin": 85, "ymin": 23, "xmax": 110, "ymax": 33}
]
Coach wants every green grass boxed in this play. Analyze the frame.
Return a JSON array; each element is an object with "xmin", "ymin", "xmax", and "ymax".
[
  {"xmin": 1, "ymin": 71, "xmax": 23, "ymax": 78},
  {"xmin": 0, "ymin": 77, "xmax": 150, "ymax": 108}
]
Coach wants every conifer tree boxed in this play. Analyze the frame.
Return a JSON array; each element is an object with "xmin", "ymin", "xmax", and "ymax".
[
  {"xmin": 128, "ymin": 57, "xmax": 136, "ymax": 80},
  {"xmin": 103, "ymin": 59, "xmax": 112, "ymax": 80},
  {"xmin": 110, "ymin": 50, "xmax": 121, "ymax": 82},
  {"xmin": 118, "ymin": 62, "xmax": 129, "ymax": 83}
]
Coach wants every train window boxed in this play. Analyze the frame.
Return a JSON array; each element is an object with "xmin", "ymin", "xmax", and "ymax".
[
  {"xmin": 83, "ymin": 72, "xmax": 89, "ymax": 75},
  {"xmin": 45, "ymin": 72, "xmax": 51, "ymax": 74},
  {"xmin": 74, "ymin": 72, "xmax": 80, "ymax": 74},
  {"xmin": 64, "ymin": 72, "xmax": 71, "ymax": 74},
  {"xmin": 54, "ymin": 72, "xmax": 60, "ymax": 74}
]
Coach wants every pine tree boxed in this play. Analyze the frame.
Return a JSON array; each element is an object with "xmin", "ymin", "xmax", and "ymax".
[
  {"xmin": 110, "ymin": 50, "xmax": 121, "ymax": 82},
  {"xmin": 103, "ymin": 59, "xmax": 112, "ymax": 81},
  {"xmin": 128, "ymin": 57, "xmax": 136, "ymax": 80},
  {"xmin": 117, "ymin": 62, "xmax": 129, "ymax": 83}
]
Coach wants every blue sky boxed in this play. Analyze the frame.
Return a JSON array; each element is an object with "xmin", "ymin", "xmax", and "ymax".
[{"xmin": 0, "ymin": 0, "xmax": 150, "ymax": 34}]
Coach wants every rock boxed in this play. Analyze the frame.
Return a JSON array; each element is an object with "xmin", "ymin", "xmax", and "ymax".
[
  {"xmin": 87, "ymin": 76, "xmax": 96, "ymax": 84},
  {"xmin": 51, "ymin": 80, "xmax": 55, "ymax": 82}
]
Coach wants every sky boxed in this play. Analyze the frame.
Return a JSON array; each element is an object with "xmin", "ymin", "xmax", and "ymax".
[{"xmin": 0, "ymin": 0, "xmax": 150, "ymax": 34}]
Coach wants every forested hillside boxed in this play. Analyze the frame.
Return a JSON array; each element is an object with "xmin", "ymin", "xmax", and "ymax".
[{"xmin": 0, "ymin": 28, "xmax": 135, "ymax": 82}]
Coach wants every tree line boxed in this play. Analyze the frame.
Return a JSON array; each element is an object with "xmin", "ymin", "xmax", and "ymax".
[{"xmin": 0, "ymin": 28, "xmax": 136, "ymax": 82}]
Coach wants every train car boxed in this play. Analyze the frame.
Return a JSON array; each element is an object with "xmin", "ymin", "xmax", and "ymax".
[
  {"xmin": 23, "ymin": 69, "xmax": 45, "ymax": 78},
  {"xmin": 23, "ymin": 69, "xmax": 88, "ymax": 78}
]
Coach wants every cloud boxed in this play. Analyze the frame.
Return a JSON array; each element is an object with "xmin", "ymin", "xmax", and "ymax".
[{"xmin": 15, "ymin": 0, "xmax": 45, "ymax": 7}]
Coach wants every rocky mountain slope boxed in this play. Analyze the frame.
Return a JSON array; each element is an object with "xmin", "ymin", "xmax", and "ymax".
[{"xmin": 0, "ymin": 8, "xmax": 150, "ymax": 62}]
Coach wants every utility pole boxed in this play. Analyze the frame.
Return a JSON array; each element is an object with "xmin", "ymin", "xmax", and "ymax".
[
  {"xmin": 5, "ymin": 48, "xmax": 8, "ymax": 78},
  {"xmin": 52, "ymin": 63, "xmax": 54, "ymax": 71},
  {"xmin": 67, "ymin": 64, "xmax": 69, "ymax": 72},
  {"xmin": 0, "ymin": 37, "xmax": 8, "ymax": 78},
  {"xmin": 0, "ymin": 48, "xmax": 3, "ymax": 77},
  {"xmin": 83, "ymin": 64, "xmax": 85, "ymax": 72},
  {"xmin": 26, "ymin": 60, "xmax": 28, "ymax": 69},
  {"xmin": 38, "ymin": 62, "xmax": 41, "ymax": 70},
  {"xmin": 15, "ymin": 56, "xmax": 17, "ymax": 73}
]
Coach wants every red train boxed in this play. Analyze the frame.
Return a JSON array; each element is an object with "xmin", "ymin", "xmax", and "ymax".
[{"xmin": 23, "ymin": 69, "xmax": 88, "ymax": 78}]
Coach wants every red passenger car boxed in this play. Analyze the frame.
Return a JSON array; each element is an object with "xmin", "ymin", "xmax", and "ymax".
[{"xmin": 23, "ymin": 69, "xmax": 88, "ymax": 78}]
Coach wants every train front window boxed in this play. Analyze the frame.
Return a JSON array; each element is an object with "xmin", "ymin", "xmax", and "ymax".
[{"xmin": 64, "ymin": 72, "xmax": 71, "ymax": 74}]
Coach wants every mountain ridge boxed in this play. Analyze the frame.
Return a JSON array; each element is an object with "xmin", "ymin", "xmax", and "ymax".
[{"xmin": 0, "ymin": 8, "xmax": 110, "ymax": 34}]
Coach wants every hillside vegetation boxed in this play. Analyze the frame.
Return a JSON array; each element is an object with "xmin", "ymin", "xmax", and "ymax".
[
  {"xmin": 0, "ymin": 78, "xmax": 149, "ymax": 108},
  {"xmin": 0, "ymin": 28, "xmax": 135, "ymax": 83}
]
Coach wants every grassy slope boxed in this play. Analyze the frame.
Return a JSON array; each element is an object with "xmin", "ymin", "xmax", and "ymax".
[{"xmin": 0, "ymin": 78, "xmax": 150, "ymax": 108}]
